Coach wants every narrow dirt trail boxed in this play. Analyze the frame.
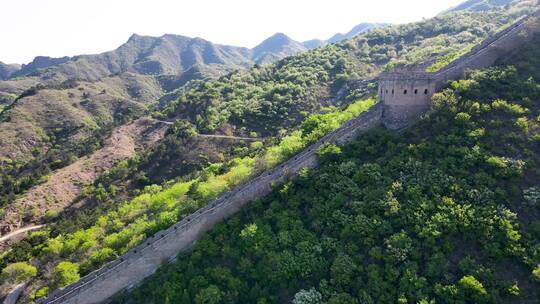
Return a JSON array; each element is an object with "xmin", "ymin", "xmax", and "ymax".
[
  {"xmin": 0, "ymin": 118, "xmax": 167, "ymax": 236},
  {"xmin": 0, "ymin": 225, "xmax": 44, "ymax": 242},
  {"xmin": 196, "ymin": 134, "xmax": 263, "ymax": 141},
  {"xmin": 149, "ymin": 119, "xmax": 264, "ymax": 141}
]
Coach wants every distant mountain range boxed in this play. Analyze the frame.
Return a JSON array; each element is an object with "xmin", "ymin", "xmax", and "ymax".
[
  {"xmin": 253, "ymin": 33, "xmax": 309, "ymax": 64},
  {"xmin": 0, "ymin": 62, "xmax": 21, "ymax": 80},
  {"xmin": 2, "ymin": 34, "xmax": 255, "ymax": 84},
  {"xmin": 327, "ymin": 23, "xmax": 389, "ymax": 44},
  {"xmin": 301, "ymin": 23, "xmax": 389, "ymax": 49},
  {"xmin": 0, "ymin": 0, "xmax": 520, "ymax": 83},
  {"xmin": 0, "ymin": 22, "xmax": 386, "ymax": 84},
  {"xmin": 0, "ymin": 21, "xmax": 386, "ymax": 179}
]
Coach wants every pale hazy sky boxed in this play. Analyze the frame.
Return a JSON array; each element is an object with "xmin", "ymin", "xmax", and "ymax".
[{"xmin": 0, "ymin": 0, "xmax": 465, "ymax": 64}]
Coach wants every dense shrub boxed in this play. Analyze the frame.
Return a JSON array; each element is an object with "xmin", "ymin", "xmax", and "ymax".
[
  {"xmin": 53, "ymin": 262, "xmax": 80, "ymax": 288},
  {"xmin": 0, "ymin": 262, "xmax": 37, "ymax": 284}
]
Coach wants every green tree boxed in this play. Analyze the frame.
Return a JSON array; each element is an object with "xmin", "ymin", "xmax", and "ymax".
[
  {"xmin": 316, "ymin": 143, "xmax": 342, "ymax": 161},
  {"xmin": 385, "ymin": 231, "xmax": 413, "ymax": 264},
  {"xmin": 195, "ymin": 285, "xmax": 223, "ymax": 304},
  {"xmin": 35, "ymin": 287, "xmax": 49, "ymax": 299},
  {"xmin": 533, "ymin": 264, "xmax": 540, "ymax": 282},
  {"xmin": 54, "ymin": 262, "xmax": 80, "ymax": 288},
  {"xmin": 292, "ymin": 288, "xmax": 323, "ymax": 304},
  {"xmin": 455, "ymin": 112, "xmax": 471, "ymax": 123},
  {"xmin": 458, "ymin": 275, "xmax": 488, "ymax": 302},
  {"xmin": 0, "ymin": 262, "xmax": 37, "ymax": 284},
  {"xmin": 327, "ymin": 292, "xmax": 358, "ymax": 304},
  {"xmin": 330, "ymin": 253, "xmax": 357, "ymax": 288}
]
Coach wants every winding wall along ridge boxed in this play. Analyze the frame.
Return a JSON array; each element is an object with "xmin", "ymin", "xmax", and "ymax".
[
  {"xmin": 379, "ymin": 8, "xmax": 540, "ymax": 129},
  {"xmin": 433, "ymin": 12, "xmax": 530, "ymax": 76},
  {"xmin": 37, "ymin": 103, "xmax": 384, "ymax": 304},
  {"xmin": 36, "ymin": 8, "xmax": 540, "ymax": 304},
  {"xmin": 434, "ymin": 9, "xmax": 540, "ymax": 82}
]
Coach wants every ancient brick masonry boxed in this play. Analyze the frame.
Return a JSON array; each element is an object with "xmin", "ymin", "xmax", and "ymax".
[
  {"xmin": 380, "ymin": 9, "xmax": 540, "ymax": 129},
  {"xmin": 38, "ymin": 8, "xmax": 540, "ymax": 304},
  {"xmin": 379, "ymin": 72, "xmax": 437, "ymax": 130}
]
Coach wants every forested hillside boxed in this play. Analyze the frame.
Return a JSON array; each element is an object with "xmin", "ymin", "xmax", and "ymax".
[
  {"xmin": 0, "ymin": 33, "xmax": 307, "ymax": 229},
  {"xmin": 0, "ymin": 24, "xmax": 389, "ymax": 230},
  {"xmin": 115, "ymin": 33, "xmax": 540, "ymax": 304},
  {"xmin": 0, "ymin": 1, "xmax": 538, "ymax": 302}
]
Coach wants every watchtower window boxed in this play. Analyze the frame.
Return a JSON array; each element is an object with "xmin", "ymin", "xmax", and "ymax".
[
  {"xmin": 385, "ymin": 90, "xmax": 388, "ymax": 94},
  {"xmin": 392, "ymin": 89, "xmax": 394, "ymax": 95},
  {"xmin": 414, "ymin": 89, "xmax": 418, "ymax": 94},
  {"xmin": 403, "ymin": 90, "xmax": 407, "ymax": 95},
  {"xmin": 380, "ymin": 89, "xmax": 383, "ymax": 94},
  {"xmin": 424, "ymin": 89, "xmax": 429, "ymax": 95}
]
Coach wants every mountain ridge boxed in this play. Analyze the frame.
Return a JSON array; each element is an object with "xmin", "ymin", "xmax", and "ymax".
[
  {"xmin": 327, "ymin": 22, "xmax": 389, "ymax": 43},
  {"xmin": 0, "ymin": 62, "xmax": 21, "ymax": 80},
  {"xmin": 446, "ymin": 0, "xmax": 515, "ymax": 12},
  {"xmin": 252, "ymin": 32, "xmax": 309, "ymax": 64},
  {"xmin": 4, "ymin": 23, "xmax": 386, "ymax": 84}
]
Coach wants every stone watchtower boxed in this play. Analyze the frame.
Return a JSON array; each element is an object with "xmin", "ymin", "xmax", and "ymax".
[
  {"xmin": 378, "ymin": 8, "xmax": 540, "ymax": 130},
  {"xmin": 378, "ymin": 72, "xmax": 437, "ymax": 129}
]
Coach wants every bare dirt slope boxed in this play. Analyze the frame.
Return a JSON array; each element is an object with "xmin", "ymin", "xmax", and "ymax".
[
  {"xmin": 0, "ymin": 73, "xmax": 163, "ymax": 163},
  {"xmin": 0, "ymin": 225, "xmax": 44, "ymax": 243},
  {"xmin": 0, "ymin": 118, "xmax": 167, "ymax": 235}
]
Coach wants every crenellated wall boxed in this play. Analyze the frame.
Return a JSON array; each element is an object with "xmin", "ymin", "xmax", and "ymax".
[
  {"xmin": 380, "ymin": 9, "xmax": 540, "ymax": 129},
  {"xmin": 37, "ymin": 104, "xmax": 384, "ymax": 304}
]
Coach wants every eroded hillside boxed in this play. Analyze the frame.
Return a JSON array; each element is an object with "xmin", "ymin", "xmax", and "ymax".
[
  {"xmin": 0, "ymin": 118, "xmax": 167, "ymax": 239},
  {"xmin": 0, "ymin": 73, "xmax": 163, "ymax": 211},
  {"xmin": 0, "ymin": 31, "xmax": 346, "ymax": 217}
]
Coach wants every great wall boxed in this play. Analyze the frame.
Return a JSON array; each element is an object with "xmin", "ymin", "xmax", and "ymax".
[
  {"xmin": 380, "ymin": 8, "xmax": 540, "ymax": 129},
  {"xmin": 36, "ymin": 8, "xmax": 540, "ymax": 304}
]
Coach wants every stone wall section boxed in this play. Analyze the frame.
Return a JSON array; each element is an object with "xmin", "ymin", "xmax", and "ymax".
[
  {"xmin": 380, "ymin": 9, "xmax": 540, "ymax": 129},
  {"xmin": 378, "ymin": 72, "xmax": 437, "ymax": 130},
  {"xmin": 434, "ymin": 9, "xmax": 540, "ymax": 83},
  {"xmin": 37, "ymin": 104, "xmax": 384, "ymax": 304}
]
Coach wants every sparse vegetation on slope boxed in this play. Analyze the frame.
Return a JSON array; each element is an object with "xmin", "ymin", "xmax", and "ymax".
[
  {"xmin": 0, "ymin": 118, "xmax": 167, "ymax": 237},
  {"xmin": 0, "ymin": 74, "xmax": 163, "ymax": 212}
]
